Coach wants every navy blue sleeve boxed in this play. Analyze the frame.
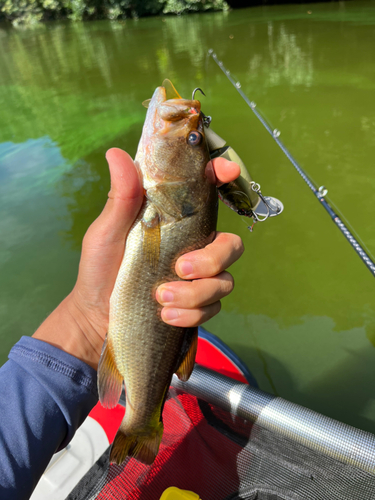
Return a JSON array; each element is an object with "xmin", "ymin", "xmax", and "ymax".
[{"xmin": 0, "ymin": 336, "xmax": 99, "ymax": 500}]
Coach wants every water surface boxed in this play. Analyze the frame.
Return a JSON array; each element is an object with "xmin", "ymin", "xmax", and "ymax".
[{"xmin": 1, "ymin": 1, "xmax": 375, "ymax": 432}]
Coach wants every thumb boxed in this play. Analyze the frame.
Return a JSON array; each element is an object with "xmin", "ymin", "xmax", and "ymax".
[
  {"xmin": 73, "ymin": 148, "xmax": 143, "ymax": 321},
  {"xmin": 104, "ymin": 148, "xmax": 144, "ymax": 240},
  {"xmin": 83, "ymin": 148, "xmax": 144, "ymax": 249}
]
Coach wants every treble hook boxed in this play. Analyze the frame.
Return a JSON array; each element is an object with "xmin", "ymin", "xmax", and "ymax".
[{"xmin": 192, "ymin": 87, "xmax": 206, "ymax": 100}]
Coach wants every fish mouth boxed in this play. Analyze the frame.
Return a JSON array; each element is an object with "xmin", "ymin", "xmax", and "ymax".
[
  {"xmin": 138, "ymin": 80, "xmax": 205, "ymax": 187},
  {"xmin": 149, "ymin": 85, "xmax": 168, "ymax": 117},
  {"xmin": 144, "ymin": 83, "xmax": 202, "ymax": 137},
  {"xmin": 153, "ymin": 85, "xmax": 168, "ymax": 105},
  {"xmin": 141, "ymin": 86, "xmax": 167, "ymax": 140},
  {"xmin": 145, "ymin": 79, "xmax": 202, "ymax": 115}
]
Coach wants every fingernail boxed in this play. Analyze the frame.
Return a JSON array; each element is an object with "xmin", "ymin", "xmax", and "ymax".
[
  {"xmin": 159, "ymin": 288, "xmax": 174, "ymax": 304},
  {"xmin": 162, "ymin": 308, "xmax": 179, "ymax": 321},
  {"xmin": 178, "ymin": 260, "xmax": 194, "ymax": 277}
]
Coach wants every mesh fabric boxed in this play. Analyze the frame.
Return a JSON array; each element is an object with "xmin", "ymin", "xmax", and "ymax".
[{"xmin": 67, "ymin": 389, "xmax": 375, "ymax": 500}]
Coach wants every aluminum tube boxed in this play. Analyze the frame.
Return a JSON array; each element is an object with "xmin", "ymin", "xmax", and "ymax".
[{"xmin": 172, "ymin": 366, "xmax": 375, "ymax": 474}]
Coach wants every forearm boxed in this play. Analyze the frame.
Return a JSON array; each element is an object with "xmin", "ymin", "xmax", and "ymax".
[{"xmin": 0, "ymin": 336, "xmax": 98, "ymax": 499}]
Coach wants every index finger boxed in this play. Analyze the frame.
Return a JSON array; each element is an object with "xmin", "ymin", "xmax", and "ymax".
[{"xmin": 176, "ymin": 232, "xmax": 244, "ymax": 279}]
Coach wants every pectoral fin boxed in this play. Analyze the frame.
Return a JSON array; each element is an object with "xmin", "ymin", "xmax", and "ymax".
[
  {"xmin": 175, "ymin": 327, "xmax": 198, "ymax": 382},
  {"xmin": 142, "ymin": 204, "xmax": 161, "ymax": 268},
  {"xmin": 98, "ymin": 336, "xmax": 123, "ymax": 409}
]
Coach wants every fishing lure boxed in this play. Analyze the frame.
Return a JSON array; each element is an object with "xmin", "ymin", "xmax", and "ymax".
[{"xmin": 203, "ymin": 118, "xmax": 283, "ymax": 229}]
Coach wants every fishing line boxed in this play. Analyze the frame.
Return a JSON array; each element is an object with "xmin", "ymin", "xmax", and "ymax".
[{"xmin": 208, "ymin": 49, "xmax": 375, "ymax": 278}]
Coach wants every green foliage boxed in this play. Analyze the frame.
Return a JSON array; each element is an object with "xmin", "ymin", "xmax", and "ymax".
[
  {"xmin": 163, "ymin": 0, "xmax": 228, "ymax": 15},
  {"xmin": 103, "ymin": 0, "xmax": 163, "ymax": 20},
  {"xmin": 0, "ymin": 0, "xmax": 43, "ymax": 25},
  {"xmin": 0, "ymin": 0, "xmax": 227, "ymax": 25}
]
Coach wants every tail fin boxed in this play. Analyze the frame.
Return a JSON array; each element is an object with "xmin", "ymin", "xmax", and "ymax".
[{"xmin": 110, "ymin": 421, "xmax": 164, "ymax": 466}]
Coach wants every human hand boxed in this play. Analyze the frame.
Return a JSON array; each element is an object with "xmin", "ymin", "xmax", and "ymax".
[
  {"xmin": 33, "ymin": 149, "xmax": 243, "ymax": 369},
  {"xmin": 155, "ymin": 232, "xmax": 243, "ymax": 326}
]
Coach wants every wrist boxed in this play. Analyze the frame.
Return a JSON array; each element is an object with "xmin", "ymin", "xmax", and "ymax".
[{"xmin": 32, "ymin": 293, "xmax": 105, "ymax": 370}]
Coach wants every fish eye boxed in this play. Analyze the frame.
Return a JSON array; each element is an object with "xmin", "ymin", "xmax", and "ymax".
[{"xmin": 187, "ymin": 131, "xmax": 202, "ymax": 147}]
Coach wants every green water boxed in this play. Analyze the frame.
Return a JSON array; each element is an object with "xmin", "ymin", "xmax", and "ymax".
[{"xmin": 1, "ymin": 1, "xmax": 375, "ymax": 432}]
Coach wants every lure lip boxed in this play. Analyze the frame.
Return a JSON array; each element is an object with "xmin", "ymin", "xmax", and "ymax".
[{"xmin": 253, "ymin": 195, "xmax": 284, "ymax": 219}]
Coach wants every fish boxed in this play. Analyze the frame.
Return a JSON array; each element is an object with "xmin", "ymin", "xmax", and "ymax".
[{"xmin": 97, "ymin": 79, "xmax": 218, "ymax": 466}]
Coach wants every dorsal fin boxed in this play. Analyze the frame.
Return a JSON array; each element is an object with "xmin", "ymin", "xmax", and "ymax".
[{"xmin": 141, "ymin": 205, "xmax": 161, "ymax": 269}]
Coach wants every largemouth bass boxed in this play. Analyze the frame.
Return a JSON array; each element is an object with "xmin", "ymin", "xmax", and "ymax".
[{"xmin": 97, "ymin": 80, "xmax": 218, "ymax": 465}]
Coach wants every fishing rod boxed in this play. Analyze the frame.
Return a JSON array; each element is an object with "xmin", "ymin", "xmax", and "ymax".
[{"xmin": 208, "ymin": 49, "xmax": 375, "ymax": 278}]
